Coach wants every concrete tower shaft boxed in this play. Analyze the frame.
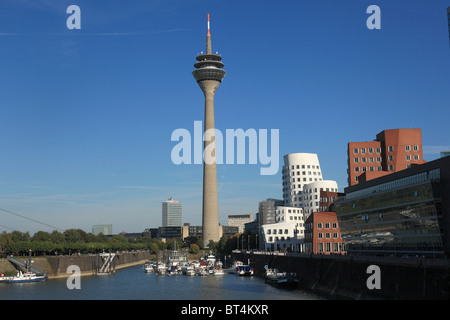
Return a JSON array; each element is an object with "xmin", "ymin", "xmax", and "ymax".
[{"xmin": 192, "ymin": 14, "xmax": 226, "ymax": 247}]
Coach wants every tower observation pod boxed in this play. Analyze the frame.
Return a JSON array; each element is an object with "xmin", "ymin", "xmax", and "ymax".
[{"xmin": 192, "ymin": 14, "xmax": 226, "ymax": 247}]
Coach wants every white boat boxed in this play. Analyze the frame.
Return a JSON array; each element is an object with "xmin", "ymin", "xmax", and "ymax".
[
  {"xmin": 213, "ymin": 268, "xmax": 225, "ymax": 276},
  {"xmin": 143, "ymin": 261, "xmax": 154, "ymax": 273},
  {"xmin": 196, "ymin": 268, "xmax": 208, "ymax": 276},
  {"xmin": 155, "ymin": 263, "xmax": 167, "ymax": 275},
  {"xmin": 206, "ymin": 253, "xmax": 216, "ymax": 266},
  {"xmin": 185, "ymin": 267, "xmax": 196, "ymax": 276},
  {"xmin": 236, "ymin": 265, "xmax": 254, "ymax": 276},
  {"xmin": 6, "ymin": 270, "xmax": 47, "ymax": 283}
]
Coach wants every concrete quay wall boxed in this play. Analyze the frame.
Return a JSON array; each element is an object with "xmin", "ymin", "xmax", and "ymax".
[
  {"xmin": 232, "ymin": 252, "xmax": 450, "ymax": 300},
  {"xmin": 46, "ymin": 251, "xmax": 152, "ymax": 278}
]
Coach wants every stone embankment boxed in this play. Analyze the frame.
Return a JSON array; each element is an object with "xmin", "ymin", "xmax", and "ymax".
[{"xmin": 1, "ymin": 251, "xmax": 153, "ymax": 279}]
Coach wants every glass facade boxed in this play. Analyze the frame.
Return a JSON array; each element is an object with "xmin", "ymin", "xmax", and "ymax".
[{"xmin": 334, "ymin": 174, "xmax": 444, "ymax": 257}]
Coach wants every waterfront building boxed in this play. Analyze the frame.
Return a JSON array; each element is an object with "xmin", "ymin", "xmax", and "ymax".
[
  {"xmin": 302, "ymin": 180, "xmax": 339, "ymax": 217},
  {"xmin": 347, "ymin": 128, "xmax": 426, "ymax": 187},
  {"xmin": 282, "ymin": 153, "xmax": 338, "ymax": 219},
  {"xmin": 92, "ymin": 224, "xmax": 112, "ymax": 236},
  {"xmin": 333, "ymin": 155, "xmax": 450, "ymax": 257},
  {"xmin": 228, "ymin": 214, "xmax": 253, "ymax": 233},
  {"xmin": 162, "ymin": 198, "xmax": 182, "ymax": 227},
  {"xmin": 319, "ymin": 190, "xmax": 344, "ymax": 212},
  {"xmin": 282, "ymin": 153, "xmax": 323, "ymax": 207},
  {"xmin": 304, "ymin": 212, "xmax": 344, "ymax": 255},
  {"xmin": 192, "ymin": 14, "xmax": 226, "ymax": 247},
  {"xmin": 257, "ymin": 199, "xmax": 284, "ymax": 249},
  {"xmin": 261, "ymin": 206, "xmax": 305, "ymax": 252}
]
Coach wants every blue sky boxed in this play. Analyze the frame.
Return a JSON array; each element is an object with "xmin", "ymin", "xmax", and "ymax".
[{"xmin": 0, "ymin": 0, "xmax": 449, "ymax": 234}]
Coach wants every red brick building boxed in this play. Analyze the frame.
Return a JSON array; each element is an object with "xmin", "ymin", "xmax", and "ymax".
[
  {"xmin": 304, "ymin": 211, "xmax": 345, "ymax": 255},
  {"xmin": 319, "ymin": 190, "xmax": 344, "ymax": 212},
  {"xmin": 347, "ymin": 128, "xmax": 426, "ymax": 186}
]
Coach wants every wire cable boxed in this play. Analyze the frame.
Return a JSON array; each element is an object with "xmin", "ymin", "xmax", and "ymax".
[{"xmin": 0, "ymin": 208, "xmax": 65, "ymax": 232}]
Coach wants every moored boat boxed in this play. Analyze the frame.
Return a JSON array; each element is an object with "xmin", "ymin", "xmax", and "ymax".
[
  {"xmin": 264, "ymin": 268, "xmax": 298, "ymax": 288},
  {"xmin": 143, "ymin": 261, "xmax": 154, "ymax": 273},
  {"xmin": 236, "ymin": 265, "xmax": 254, "ymax": 276},
  {"xmin": 6, "ymin": 270, "xmax": 47, "ymax": 283}
]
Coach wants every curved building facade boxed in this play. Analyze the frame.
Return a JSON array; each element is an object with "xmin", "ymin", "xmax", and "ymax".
[
  {"xmin": 302, "ymin": 180, "xmax": 338, "ymax": 216},
  {"xmin": 282, "ymin": 153, "xmax": 323, "ymax": 207}
]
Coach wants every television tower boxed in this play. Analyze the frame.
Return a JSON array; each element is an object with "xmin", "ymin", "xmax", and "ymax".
[{"xmin": 192, "ymin": 14, "xmax": 226, "ymax": 247}]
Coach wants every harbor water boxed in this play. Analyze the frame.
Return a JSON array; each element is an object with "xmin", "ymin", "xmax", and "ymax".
[{"xmin": 0, "ymin": 264, "xmax": 324, "ymax": 300}]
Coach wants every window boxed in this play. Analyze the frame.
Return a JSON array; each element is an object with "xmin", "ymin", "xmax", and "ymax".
[
  {"xmin": 333, "ymin": 243, "xmax": 339, "ymax": 253},
  {"xmin": 369, "ymin": 157, "xmax": 374, "ymax": 163},
  {"xmin": 333, "ymin": 233, "xmax": 338, "ymax": 239},
  {"xmin": 332, "ymin": 223, "xmax": 337, "ymax": 229},
  {"xmin": 388, "ymin": 164, "xmax": 394, "ymax": 171},
  {"xmin": 388, "ymin": 146, "xmax": 394, "ymax": 152},
  {"xmin": 414, "ymin": 155, "xmax": 420, "ymax": 161},
  {"xmin": 326, "ymin": 243, "xmax": 331, "ymax": 253},
  {"xmin": 318, "ymin": 243, "xmax": 324, "ymax": 253},
  {"xmin": 361, "ymin": 157, "xmax": 366, "ymax": 163},
  {"xmin": 406, "ymin": 155, "xmax": 411, "ymax": 161},
  {"xmin": 376, "ymin": 157, "xmax": 381, "ymax": 163},
  {"xmin": 317, "ymin": 223, "xmax": 323, "ymax": 229},
  {"xmin": 318, "ymin": 233, "xmax": 323, "ymax": 239},
  {"xmin": 413, "ymin": 145, "xmax": 419, "ymax": 151},
  {"xmin": 325, "ymin": 223, "xmax": 330, "ymax": 229},
  {"xmin": 354, "ymin": 167, "xmax": 360, "ymax": 172},
  {"xmin": 354, "ymin": 158, "xmax": 359, "ymax": 163},
  {"xmin": 376, "ymin": 147, "xmax": 381, "ymax": 153},
  {"xmin": 361, "ymin": 148, "xmax": 366, "ymax": 154},
  {"xmin": 388, "ymin": 155, "xmax": 394, "ymax": 161},
  {"xmin": 368, "ymin": 148, "xmax": 373, "ymax": 153},
  {"xmin": 405, "ymin": 145, "xmax": 411, "ymax": 151},
  {"xmin": 353, "ymin": 148, "xmax": 359, "ymax": 154}
]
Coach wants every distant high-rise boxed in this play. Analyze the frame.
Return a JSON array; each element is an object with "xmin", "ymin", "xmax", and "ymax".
[
  {"xmin": 192, "ymin": 14, "xmax": 226, "ymax": 247},
  {"xmin": 162, "ymin": 198, "xmax": 182, "ymax": 227},
  {"xmin": 92, "ymin": 224, "xmax": 112, "ymax": 236}
]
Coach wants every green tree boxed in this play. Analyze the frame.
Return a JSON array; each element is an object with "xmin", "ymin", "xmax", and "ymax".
[
  {"xmin": 190, "ymin": 243, "xmax": 200, "ymax": 254},
  {"xmin": 32, "ymin": 231, "xmax": 51, "ymax": 242}
]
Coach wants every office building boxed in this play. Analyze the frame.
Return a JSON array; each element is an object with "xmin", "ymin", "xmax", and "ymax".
[
  {"xmin": 261, "ymin": 206, "xmax": 305, "ymax": 252},
  {"xmin": 282, "ymin": 153, "xmax": 338, "ymax": 218},
  {"xmin": 162, "ymin": 198, "xmax": 182, "ymax": 227},
  {"xmin": 334, "ymin": 156, "xmax": 450, "ymax": 257},
  {"xmin": 348, "ymin": 128, "xmax": 426, "ymax": 186},
  {"xmin": 304, "ymin": 212, "xmax": 344, "ymax": 255},
  {"xmin": 192, "ymin": 14, "xmax": 226, "ymax": 247},
  {"xmin": 228, "ymin": 214, "xmax": 253, "ymax": 233},
  {"xmin": 282, "ymin": 153, "xmax": 323, "ymax": 207}
]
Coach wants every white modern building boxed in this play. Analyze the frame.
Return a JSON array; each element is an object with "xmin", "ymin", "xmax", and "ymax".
[
  {"xmin": 162, "ymin": 197, "xmax": 182, "ymax": 227},
  {"xmin": 302, "ymin": 180, "xmax": 338, "ymax": 216},
  {"xmin": 282, "ymin": 153, "xmax": 338, "ymax": 218},
  {"xmin": 282, "ymin": 153, "xmax": 323, "ymax": 207},
  {"xmin": 261, "ymin": 206, "xmax": 306, "ymax": 252}
]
